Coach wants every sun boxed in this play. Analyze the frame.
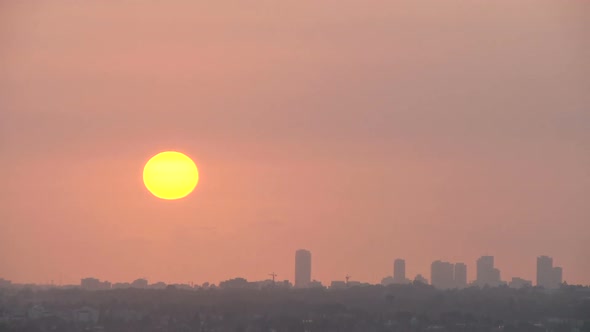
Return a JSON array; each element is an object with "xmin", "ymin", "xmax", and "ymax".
[{"xmin": 143, "ymin": 151, "xmax": 199, "ymax": 200}]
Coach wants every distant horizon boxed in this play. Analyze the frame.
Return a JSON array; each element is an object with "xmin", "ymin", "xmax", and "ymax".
[{"xmin": 1, "ymin": 253, "xmax": 582, "ymax": 287}]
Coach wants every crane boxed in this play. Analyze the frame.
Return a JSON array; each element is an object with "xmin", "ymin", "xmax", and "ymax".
[{"xmin": 269, "ymin": 272, "xmax": 277, "ymax": 283}]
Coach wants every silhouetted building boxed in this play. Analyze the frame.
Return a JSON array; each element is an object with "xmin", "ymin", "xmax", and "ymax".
[
  {"xmin": 509, "ymin": 277, "xmax": 532, "ymax": 288},
  {"xmin": 131, "ymin": 278, "xmax": 148, "ymax": 289},
  {"xmin": 308, "ymin": 280, "xmax": 324, "ymax": 288},
  {"xmin": 537, "ymin": 255, "xmax": 552, "ymax": 287},
  {"xmin": 454, "ymin": 263, "xmax": 467, "ymax": 288},
  {"xmin": 476, "ymin": 256, "xmax": 492, "ymax": 283},
  {"xmin": 393, "ymin": 259, "xmax": 407, "ymax": 284},
  {"xmin": 381, "ymin": 276, "xmax": 394, "ymax": 286},
  {"xmin": 537, "ymin": 256, "xmax": 563, "ymax": 289},
  {"xmin": 279, "ymin": 280, "xmax": 293, "ymax": 288},
  {"xmin": 431, "ymin": 261, "xmax": 454, "ymax": 289},
  {"xmin": 347, "ymin": 280, "xmax": 363, "ymax": 287},
  {"xmin": 80, "ymin": 278, "xmax": 111, "ymax": 290},
  {"xmin": 476, "ymin": 256, "xmax": 501, "ymax": 287},
  {"xmin": 295, "ymin": 249, "xmax": 312, "ymax": 288},
  {"xmin": 219, "ymin": 277, "xmax": 251, "ymax": 289}
]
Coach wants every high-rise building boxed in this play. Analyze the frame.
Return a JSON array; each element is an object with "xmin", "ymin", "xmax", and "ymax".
[
  {"xmin": 476, "ymin": 256, "xmax": 493, "ymax": 283},
  {"xmin": 431, "ymin": 260, "xmax": 455, "ymax": 289},
  {"xmin": 393, "ymin": 259, "xmax": 406, "ymax": 284},
  {"xmin": 454, "ymin": 263, "xmax": 467, "ymax": 288},
  {"xmin": 295, "ymin": 249, "xmax": 312, "ymax": 288},
  {"xmin": 476, "ymin": 256, "xmax": 501, "ymax": 287},
  {"xmin": 537, "ymin": 255, "xmax": 553, "ymax": 287},
  {"xmin": 537, "ymin": 256, "xmax": 563, "ymax": 289}
]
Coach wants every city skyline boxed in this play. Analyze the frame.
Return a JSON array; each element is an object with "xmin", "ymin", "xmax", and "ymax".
[{"xmin": 0, "ymin": 252, "xmax": 576, "ymax": 288}]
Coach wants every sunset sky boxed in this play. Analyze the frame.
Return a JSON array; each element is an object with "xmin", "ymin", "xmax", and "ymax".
[{"xmin": 1, "ymin": 1, "xmax": 589, "ymax": 286}]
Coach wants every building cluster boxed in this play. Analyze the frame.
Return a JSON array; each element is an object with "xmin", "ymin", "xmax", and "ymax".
[
  {"xmin": 427, "ymin": 255, "xmax": 563, "ymax": 290},
  {"xmin": 218, "ymin": 277, "xmax": 293, "ymax": 289},
  {"xmin": 430, "ymin": 261, "xmax": 467, "ymax": 289},
  {"xmin": 537, "ymin": 255, "xmax": 563, "ymax": 289},
  {"xmin": 475, "ymin": 255, "xmax": 502, "ymax": 287},
  {"xmin": 80, "ymin": 277, "xmax": 111, "ymax": 290},
  {"xmin": 426, "ymin": 255, "xmax": 563, "ymax": 290},
  {"xmin": 292, "ymin": 249, "xmax": 565, "ymax": 291},
  {"xmin": 79, "ymin": 278, "xmax": 196, "ymax": 291}
]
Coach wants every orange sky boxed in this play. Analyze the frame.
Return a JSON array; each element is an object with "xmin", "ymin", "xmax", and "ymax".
[{"xmin": 1, "ymin": 0, "xmax": 589, "ymax": 286}]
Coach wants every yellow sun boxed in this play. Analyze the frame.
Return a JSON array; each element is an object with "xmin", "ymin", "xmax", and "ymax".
[{"xmin": 143, "ymin": 151, "xmax": 199, "ymax": 200}]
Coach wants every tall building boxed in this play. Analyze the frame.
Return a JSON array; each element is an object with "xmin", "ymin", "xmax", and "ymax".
[
  {"xmin": 476, "ymin": 256, "xmax": 493, "ymax": 283},
  {"xmin": 393, "ymin": 259, "xmax": 406, "ymax": 284},
  {"xmin": 431, "ymin": 260, "xmax": 454, "ymax": 289},
  {"xmin": 537, "ymin": 256, "xmax": 563, "ymax": 289},
  {"xmin": 454, "ymin": 263, "xmax": 467, "ymax": 288},
  {"xmin": 476, "ymin": 256, "xmax": 501, "ymax": 287},
  {"xmin": 295, "ymin": 249, "xmax": 312, "ymax": 288},
  {"xmin": 537, "ymin": 255, "xmax": 553, "ymax": 287}
]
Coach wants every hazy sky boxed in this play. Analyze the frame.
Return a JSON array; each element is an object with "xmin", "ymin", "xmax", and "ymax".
[{"xmin": 1, "ymin": 1, "xmax": 589, "ymax": 286}]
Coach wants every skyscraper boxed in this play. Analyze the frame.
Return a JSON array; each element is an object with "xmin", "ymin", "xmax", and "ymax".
[
  {"xmin": 537, "ymin": 255, "xmax": 553, "ymax": 288},
  {"xmin": 295, "ymin": 249, "xmax": 311, "ymax": 288},
  {"xmin": 537, "ymin": 256, "xmax": 563, "ymax": 289},
  {"xmin": 454, "ymin": 263, "xmax": 467, "ymax": 288},
  {"xmin": 476, "ymin": 256, "xmax": 493, "ymax": 283},
  {"xmin": 476, "ymin": 256, "xmax": 501, "ymax": 287},
  {"xmin": 431, "ymin": 260, "xmax": 454, "ymax": 289},
  {"xmin": 393, "ymin": 259, "xmax": 406, "ymax": 284}
]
